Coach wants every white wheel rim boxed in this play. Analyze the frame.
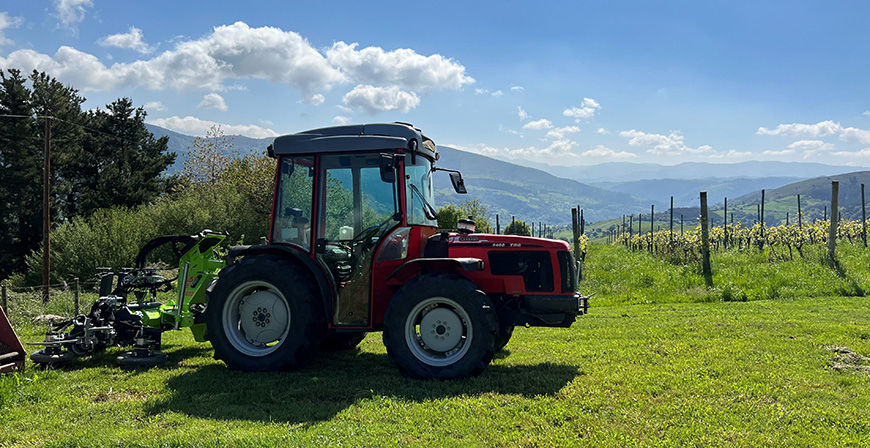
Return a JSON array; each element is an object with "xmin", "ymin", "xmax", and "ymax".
[
  {"xmin": 222, "ymin": 280, "xmax": 291, "ymax": 357},
  {"xmin": 404, "ymin": 297, "xmax": 472, "ymax": 366}
]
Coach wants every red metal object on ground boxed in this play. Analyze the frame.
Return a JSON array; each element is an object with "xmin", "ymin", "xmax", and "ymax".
[{"xmin": 0, "ymin": 307, "xmax": 25, "ymax": 373}]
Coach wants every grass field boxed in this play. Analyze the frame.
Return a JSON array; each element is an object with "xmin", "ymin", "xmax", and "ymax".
[{"xmin": 1, "ymin": 245, "xmax": 869, "ymax": 447}]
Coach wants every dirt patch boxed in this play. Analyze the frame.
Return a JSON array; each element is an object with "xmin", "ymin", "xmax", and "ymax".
[{"xmin": 826, "ymin": 346, "xmax": 870, "ymax": 376}]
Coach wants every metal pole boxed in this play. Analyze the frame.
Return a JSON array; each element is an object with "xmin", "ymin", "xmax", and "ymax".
[{"xmin": 43, "ymin": 117, "xmax": 51, "ymax": 304}]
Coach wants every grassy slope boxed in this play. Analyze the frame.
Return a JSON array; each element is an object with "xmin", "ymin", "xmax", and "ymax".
[{"xmin": 2, "ymin": 245, "xmax": 869, "ymax": 447}]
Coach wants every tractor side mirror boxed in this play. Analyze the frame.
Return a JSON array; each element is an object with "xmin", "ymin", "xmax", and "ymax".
[
  {"xmin": 449, "ymin": 172, "xmax": 467, "ymax": 194},
  {"xmin": 379, "ymin": 154, "xmax": 396, "ymax": 183}
]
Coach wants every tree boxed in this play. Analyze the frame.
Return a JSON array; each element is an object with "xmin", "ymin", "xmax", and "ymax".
[
  {"xmin": 503, "ymin": 219, "xmax": 531, "ymax": 236},
  {"xmin": 436, "ymin": 199, "xmax": 493, "ymax": 233}
]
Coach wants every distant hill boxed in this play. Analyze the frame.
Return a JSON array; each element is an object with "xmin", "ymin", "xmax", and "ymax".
[
  {"xmin": 146, "ymin": 124, "xmax": 272, "ymax": 171},
  {"xmin": 597, "ymin": 177, "xmax": 804, "ymax": 207},
  {"xmin": 434, "ymin": 146, "xmax": 651, "ymax": 224},
  {"xmin": 512, "ymin": 159, "xmax": 865, "ymax": 183},
  {"xmin": 728, "ymin": 171, "xmax": 870, "ymax": 225}
]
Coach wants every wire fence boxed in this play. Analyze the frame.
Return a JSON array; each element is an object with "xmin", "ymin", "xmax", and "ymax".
[{"xmin": 1, "ymin": 280, "xmax": 103, "ymax": 331}]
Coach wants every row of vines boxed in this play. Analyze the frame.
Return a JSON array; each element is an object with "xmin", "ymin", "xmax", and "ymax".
[{"xmin": 615, "ymin": 218, "xmax": 867, "ymax": 263}]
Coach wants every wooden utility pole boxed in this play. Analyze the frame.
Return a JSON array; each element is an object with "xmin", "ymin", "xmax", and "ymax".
[
  {"xmin": 828, "ymin": 181, "xmax": 839, "ymax": 268},
  {"xmin": 42, "ymin": 117, "xmax": 51, "ymax": 304},
  {"xmin": 700, "ymin": 192, "xmax": 713, "ymax": 287}
]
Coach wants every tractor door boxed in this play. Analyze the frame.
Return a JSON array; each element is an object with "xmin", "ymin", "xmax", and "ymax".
[{"xmin": 316, "ymin": 152, "xmax": 401, "ymax": 326}]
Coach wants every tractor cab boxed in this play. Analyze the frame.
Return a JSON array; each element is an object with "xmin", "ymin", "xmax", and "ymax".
[{"xmin": 265, "ymin": 123, "xmax": 462, "ymax": 329}]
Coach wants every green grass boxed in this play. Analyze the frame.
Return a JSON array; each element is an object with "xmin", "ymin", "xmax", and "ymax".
[
  {"xmin": 583, "ymin": 243, "xmax": 870, "ymax": 305},
  {"xmin": 1, "ymin": 294, "xmax": 869, "ymax": 447}
]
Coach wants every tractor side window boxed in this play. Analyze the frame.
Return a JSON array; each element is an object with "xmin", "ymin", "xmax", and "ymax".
[
  {"xmin": 405, "ymin": 155, "xmax": 438, "ymax": 227},
  {"xmin": 272, "ymin": 156, "xmax": 315, "ymax": 250}
]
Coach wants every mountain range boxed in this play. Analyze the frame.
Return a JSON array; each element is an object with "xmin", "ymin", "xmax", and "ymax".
[{"xmin": 147, "ymin": 124, "xmax": 869, "ymax": 226}]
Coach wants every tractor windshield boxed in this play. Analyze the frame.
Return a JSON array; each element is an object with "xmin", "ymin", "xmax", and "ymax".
[{"xmin": 405, "ymin": 154, "xmax": 438, "ymax": 227}]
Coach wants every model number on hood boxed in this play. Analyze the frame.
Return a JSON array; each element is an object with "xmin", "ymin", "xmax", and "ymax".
[{"xmin": 493, "ymin": 243, "xmax": 521, "ymax": 247}]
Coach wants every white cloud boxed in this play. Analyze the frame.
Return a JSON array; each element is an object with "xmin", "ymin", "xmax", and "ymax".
[
  {"xmin": 833, "ymin": 148, "xmax": 870, "ymax": 158},
  {"xmin": 563, "ymin": 97, "xmax": 601, "ymax": 122},
  {"xmin": 757, "ymin": 120, "xmax": 870, "ymax": 146},
  {"xmin": 98, "ymin": 27, "xmax": 154, "ymax": 54},
  {"xmin": 326, "ymin": 42, "xmax": 474, "ymax": 92},
  {"xmin": 0, "ymin": 22, "xmax": 345, "ymax": 94},
  {"xmin": 198, "ymin": 93, "xmax": 228, "ymax": 111},
  {"xmin": 546, "ymin": 126, "xmax": 580, "ymax": 140},
  {"xmin": 708, "ymin": 149, "xmax": 753, "ymax": 159},
  {"xmin": 474, "ymin": 88, "xmax": 503, "ymax": 97},
  {"xmin": 454, "ymin": 138, "xmax": 579, "ymax": 162},
  {"xmin": 840, "ymin": 127, "xmax": 870, "ymax": 145},
  {"xmin": 143, "ymin": 101, "xmax": 167, "ymax": 111},
  {"xmin": 148, "ymin": 116, "xmax": 278, "ymax": 139},
  {"xmin": 0, "ymin": 12, "xmax": 24, "ymax": 46},
  {"xmin": 761, "ymin": 149, "xmax": 796, "ymax": 156},
  {"xmin": 595, "ymin": 127, "xmax": 609, "ymax": 134},
  {"xmin": 863, "ymin": 111, "xmax": 870, "ymax": 117},
  {"xmin": 522, "ymin": 118, "xmax": 553, "ymax": 130},
  {"xmin": 756, "ymin": 120, "xmax": 843, "ymax": 137},
  {"xmin": 303, "ymin": 93, "xmax": 325, "ymax": 106},
  {"xmin": 55, "ymin": 0, "xmax": 93, "ymax": 25},
  {"xmin": 579, "ymin": 145, "xmax": 637, "ymax": 159},
  {"xmin": 510, "ymin": 86, "xmax": 524, "ymax": 93},
  {"xmin": 342, "ymin": 84, "xmax": 420, "ymax": 114},
  {"xmin": 787, "ymin": 140, "xmax": 834, "ymax": 152},
  {"xmin": 332, "ymin": 115, "xmax": 352, "ymax": 125},
  {"xmin": 517, "ymin": 106, "xmax": 529, "ymax": 120},
  {"xmin": 620, "ymin": 129, "xmax": 713, "ymax": 155}
]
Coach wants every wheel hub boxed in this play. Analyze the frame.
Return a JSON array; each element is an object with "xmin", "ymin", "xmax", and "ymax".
[
  {"xmin": 418, "ymin": 307, "xmax": 463, "ymax": 352},
  {"xmin": 239, "ymin": 290, "xmax": 287, "ymax": 344}
]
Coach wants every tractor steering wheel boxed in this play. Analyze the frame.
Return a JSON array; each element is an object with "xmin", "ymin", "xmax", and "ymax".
[{"xmin": 350, "ymin": 215, "xmax": 397, "ymax": 249}]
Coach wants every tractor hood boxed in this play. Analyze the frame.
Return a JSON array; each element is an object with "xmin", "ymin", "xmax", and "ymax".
[{"xmin": 445, "ymin": 233, "xmax": 570, "ymax": 251}]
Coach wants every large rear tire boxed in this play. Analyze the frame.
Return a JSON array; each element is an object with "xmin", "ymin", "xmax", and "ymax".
[
  {"xmin": 206, "ymin": 256, "xmax": 325, "ymax": 371},
  {"xmin": 496, "ymin": 325, "xmax": 514, "ymax": 351},
  {"xmin": 383, "ymin": 273, "xmax": 497, "ymax": 379}
]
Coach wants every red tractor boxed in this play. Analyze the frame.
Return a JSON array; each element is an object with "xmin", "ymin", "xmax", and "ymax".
[{"xmin": 206, "ymin": 123, "xmax": 587, "ymax": 379}]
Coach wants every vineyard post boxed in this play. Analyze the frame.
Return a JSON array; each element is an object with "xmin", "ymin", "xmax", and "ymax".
[
  {"xmin": 828, "ymin": 181, "xmax": 839, "ymax": 269},
  {"xmin": 724, "ymin": 197, "xmax": 728, "ymax": 249},
  {"xmin": 862, "ymin": 183, "xmax": 867, "ymax": 248},
  {"xmin": 650, "ymin": 205, "xmax": 654, "ymax": 253},
  {"xmin": 700, "ymin": 191, "xmax": 713, "ymax": 287},
  {"xmin": 669, "ymin": 196, "xmax": 674, "ymax": 245},
  {"xmin": 797, "ymin": 195, "xmax": 802, "ymax": 229},
  {"xmin": 571, "ymin": 208, "xmax": 580, "ymax": 257},
  {"xmin": 622, "ymin": 215, "xmax": 626, "ymax": 245},
  {"xmin": 824, "ymin": 206, "xmax": 827, "ymax": 221},
  {"xmin": 760, "ymin": 189, "xmax": 766, "ymax": 250},
  {"xmin": 629, "ymin": 214, "xmax": 633, "ymax": 246},
  {"xmin": 496, "ymin": 214, "xmax": 500, "ymax": 234},
  {"xmin": 580, "ymin": 210, "xmax": 585, "ymax": 236},
  {"xmin": 786, "ymin": 212, "xmax": 789, "ymax": 225},
  {"xmin": 680, "ymin": 214, "xmax": 684, "ymax": 236}
]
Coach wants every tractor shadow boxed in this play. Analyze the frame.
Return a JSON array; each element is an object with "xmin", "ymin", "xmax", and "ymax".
[{"xmin": 146, "ymin": 349, "xmax": 583, "ymax": 424}]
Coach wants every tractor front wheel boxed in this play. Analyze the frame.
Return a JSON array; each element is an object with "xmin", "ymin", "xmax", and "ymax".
[
  {"xmin": 383, "ymin": 273, "xmax": 497, "ymax": 379},
  {"xmin": 206, "ymin": 256, "xmax": 325, "ymax": 371}
]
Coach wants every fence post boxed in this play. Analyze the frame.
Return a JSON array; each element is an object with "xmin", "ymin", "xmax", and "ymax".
[
  {"xmin": 579, "ymin": 210, "xmax": 585, "ymax": 236},
  {"xmin": 862, "ymin": 183, "xmax": 867, "ymax": 248},
  {"xmin": 828, "ymin": 181, "xmax": 839, "ymax": 268},
  {"xmin": 496, "ymin": 214, "xmax": 500, "ymax": 234},
  {"xmin": 724, "ymin": 197, "xmax": 728, "ymax": 249},
  {"xmin": 759, "ymin": 189, "xmax": 766, "ymax": 250},
  {"xmin": 74, "ymin": 277, "xmax": 80, "ymax": 316},
  {"xmin": 700, "ymin": 191, "xmax": 713, "ymax": 287},
  {"xmin": 669, "ymin": 196, "xmax": 674, "ymax": 245}
]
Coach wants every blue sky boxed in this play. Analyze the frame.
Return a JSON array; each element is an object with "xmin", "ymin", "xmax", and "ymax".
[{"xmin": 1, "ymin": 0, "xmax": 869, "ymax": 167}]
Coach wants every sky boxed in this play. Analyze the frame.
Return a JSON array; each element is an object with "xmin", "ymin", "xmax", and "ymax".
[{"xmin": 1, "ymin": 0, "xmax": 869, "ymax": 167}]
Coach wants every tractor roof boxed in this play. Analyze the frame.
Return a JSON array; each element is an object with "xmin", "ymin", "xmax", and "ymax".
[{"xmin": 268, "ymin": 122, "xmax": 438, "ymax": 161}]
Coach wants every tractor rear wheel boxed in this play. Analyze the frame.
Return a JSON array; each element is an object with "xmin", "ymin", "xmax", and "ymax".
[
  {"xmin": 383, "ymin": 273, "xmax": 497, "ymax": 379},
  {"xmin": 206, "ymin": 256, "xmax": 325, "ymax": 371}
]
